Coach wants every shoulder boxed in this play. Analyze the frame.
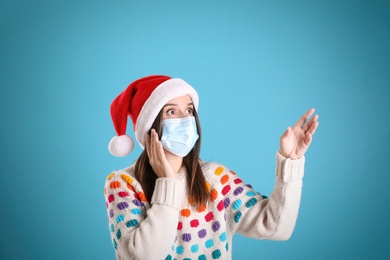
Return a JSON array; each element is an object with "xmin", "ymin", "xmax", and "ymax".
[
  {"xmin": 104, "ymin": 164, "xmax": 143, "ymax": 195},
  {"xmin": 201, "ymin": 161, "xmax": 242, "ymax": 187}
]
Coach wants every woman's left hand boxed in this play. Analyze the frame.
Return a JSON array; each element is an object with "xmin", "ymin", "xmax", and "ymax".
[{"xmin": 279, "ymin": 108, "xmax": 319, "ymax": 159}]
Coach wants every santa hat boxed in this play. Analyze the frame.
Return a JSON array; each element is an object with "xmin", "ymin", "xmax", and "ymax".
[{"xmin": 108, "ymin": 75, "xmax": 199, "ymax": 157}]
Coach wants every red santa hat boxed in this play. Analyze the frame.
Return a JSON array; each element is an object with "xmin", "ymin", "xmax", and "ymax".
[{"xmin": 108, "ymin": 75, "xmax": 199, "ymax": 157}]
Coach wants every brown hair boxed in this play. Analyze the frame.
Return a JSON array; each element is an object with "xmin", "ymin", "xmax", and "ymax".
[{"xmin": 134, "ymin": 108, "xmax": 209, "ymax": 207}]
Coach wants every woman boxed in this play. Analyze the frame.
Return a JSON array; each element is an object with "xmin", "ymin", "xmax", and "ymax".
[{"xmin": 105, "ymin": 75, "xmax": 319, "ymax": 260}]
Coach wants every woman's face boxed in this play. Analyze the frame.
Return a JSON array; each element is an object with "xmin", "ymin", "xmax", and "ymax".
[{"xmin": 162, "ymin": 95, "xmax": 194, "ymax": 119}]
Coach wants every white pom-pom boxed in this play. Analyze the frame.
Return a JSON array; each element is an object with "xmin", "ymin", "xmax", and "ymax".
[{"xmin": 108, "ymin": 135, "xmax": 134, "ymax": 157}]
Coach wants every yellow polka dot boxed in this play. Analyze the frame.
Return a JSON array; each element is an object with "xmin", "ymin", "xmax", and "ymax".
[
  {"xmin": 205, "ymin": 182, "xmax": 211, "ymax": 191},
  {"xmin": 106, "ymin": 172, "xmax": 115, "ymax": 180},
  {"xmin": 121, "ymin": 174, "xmax": 133, "ymax": 185},
  {"xmin": 215, "ymin": 167, "xmax": 224, "ymax": 176}
]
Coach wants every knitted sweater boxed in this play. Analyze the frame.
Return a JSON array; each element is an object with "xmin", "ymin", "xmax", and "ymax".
[{"xmin": 104, "ymin": 152, "xmax": 305, "ymax": 260}]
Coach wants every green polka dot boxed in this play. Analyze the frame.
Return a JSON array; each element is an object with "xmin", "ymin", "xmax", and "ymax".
[
  {"xmin": 234, "ymin": 211, "xmax": 242, "ymax": 223},
  {"xmin": 198, "ymin": 255, "xmax": 206, "ymax": 260},
  {"xmin": 246, "ymin": 198, "xmax": 258, "ymax": 208},
  {"xmin": 212, "ymin": 249, "xmax": 222, "ymax": 259},
  {"xmin": 116, "ymin": 229, "xmax": 121, "ymax": 240}
]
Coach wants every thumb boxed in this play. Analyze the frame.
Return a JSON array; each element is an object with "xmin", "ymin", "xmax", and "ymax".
[{"xmin": 281, "ymin": 126, "xmax": 292, "ymax": 141}]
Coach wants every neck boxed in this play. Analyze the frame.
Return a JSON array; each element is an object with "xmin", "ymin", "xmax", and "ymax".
[{"xmin": 164, "ymin": 150, "xmax": 183, "ymax": 174}]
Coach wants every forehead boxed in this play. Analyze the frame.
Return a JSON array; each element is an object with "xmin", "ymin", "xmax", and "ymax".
[{"xmin": 165, "ymin": 94, "xmax": 193, "ymax": 105}]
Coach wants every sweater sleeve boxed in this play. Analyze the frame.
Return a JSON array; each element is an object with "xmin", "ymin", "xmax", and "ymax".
[
  {"xmin": 104, "ymin": 171, "xmax": 183, "ymax": 259},
  {"xmin": 222, "ymin": 152, "xmax": 305, "ymax": 240}
]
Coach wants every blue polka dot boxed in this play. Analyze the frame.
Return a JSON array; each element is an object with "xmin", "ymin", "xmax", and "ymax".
[
  {"xmin": 116, "ymin": 229, "xmax": 121, "ymax": 239},
  {"xmin": 261, "ymin": 194, "xmax": 268, "ymax": 199},
  {"xmin": 191, "ymin": 244, "xmax": 199, "ymax": 253},
  {"xmin": 234, "ymin": 211, "xmax": 242, "ymax": 223},
  {"xmin": 131, "ymin": 209, "xmax": 142, "ymax": 215},
  {"xmin": 113, "ymin": 238, "xmax": 117, "ymax": 249},
  {"xmin": 116, "ymin": 214, "xmax": 125, "ymax": 223},
  {"xmin": 219, "ymin": 232, "xmax": 227, "ymax": 242},
  {"xmin": 246, "ymin": 191, "xmax": 256, "ymax": 197},
  {"xmin": 232, "ymin": 199, "xmax": 242, "ymax": 210},
  {"xmin": 212, "ymin": 249, "xmax": 222, "ymax": 259},
  {"xmin": 246, "ymin": 198, "xmax": 258, "ymax": 208},
  {"xmin": 109, "ymin": 223, "xmax": 114, "ymax": 232},
  {"xmin": 165, "ymin": 255, "xmax": 172, "ymax": 260},
  {"xmin": 205, "ymin": 239, "xmax": 214, "ymax": 248},
  {"xmin": 225, "ymin": 242, "xmax": 229, "ymax": 251},
  {"xmin": 176, "ymin": 246, "xmax": 184, "ymax": 255}
]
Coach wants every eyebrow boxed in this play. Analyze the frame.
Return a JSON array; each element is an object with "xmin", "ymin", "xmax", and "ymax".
[{"xmin": 163, "ymin": 102, "xmax": 194, "ymax": 107}]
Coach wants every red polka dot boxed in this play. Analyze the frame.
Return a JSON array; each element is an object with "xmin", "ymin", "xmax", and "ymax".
[
  {"xmin": 190, "ymin": 219, "xmax": 199, "ymax": 228},
  {"xmin": 108, "ymin": 194, "xmax": 115, "ymax": 203},
  {"xmin": 205, "ymin": 212, "xmax": 214, "ymax": 222},
  {"xmin": 222, "ymin": 185, "xmax": 231, "ymax": 196},
  {"xmin": 118, "ymin": 191, "xmax": 129, "ymax": 197},
  {"xmin": 234, "ymin": 178, "xmax": 242, "ymax": 184},
  {"xmin": 217, "ymin": 200, "xmax": 224, "ymax": 211},
  {"xmin": 177, "ymin": 221, "xmax": 183, "ymax": 230}
]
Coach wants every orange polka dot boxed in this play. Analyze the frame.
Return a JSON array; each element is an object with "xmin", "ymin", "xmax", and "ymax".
[
  {"xmin": 110, "ymin": 181, "xmax": 121, "ymax": 189},
  {"xmin": 197, "ymin": 204, "xmax": 206, "ymax": 213},
  {"xmin": 107, "ymin": 172, "xmax": 116, "ymax": 180},
  {"xmin": 181, "ymin": 209, "xmax": 191, "ymax": 217},
  {"xmin": 121, "ymin": 174, "xmax": 133, "ymax": 185},
  {"xmin": 215, "ymin": 167, "xmax": 224, "ymax": 176},
  {"xmin": 138, "ymin": 191, "xmax": 147, "ymax": 202},
  {"xmin": 210, "ymin": 188, "xmax": 218, "ymax": 202},
  {"xmin": 220, "ymin": 174, "xmax": 229, "ymax": 185},
  {"xmin": 230, "ymin": 170, "xmax": 236, "ymax": 175},
  {"xmin": 126, "ymin": 183, "xmax": 135, "ymax": 192}
]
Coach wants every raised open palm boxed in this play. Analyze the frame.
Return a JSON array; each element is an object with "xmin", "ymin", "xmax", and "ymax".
[{"xmin": 279, "ymin": 108, "xmax": 319, "ymax": 159}]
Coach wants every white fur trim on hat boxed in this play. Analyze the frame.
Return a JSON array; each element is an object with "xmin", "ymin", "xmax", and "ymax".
[
  {"xmin": 108, "ymin": 134, "xmax": 134, "ymax": 157},
  {"xmin": 135, "ymin": 78, "xmax": 199, "ymax": 149}
]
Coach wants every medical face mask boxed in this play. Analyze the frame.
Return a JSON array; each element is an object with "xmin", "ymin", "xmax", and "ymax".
[{"xmin": 161, "ymin": 116, "xmax": 199, "ymax": 157}]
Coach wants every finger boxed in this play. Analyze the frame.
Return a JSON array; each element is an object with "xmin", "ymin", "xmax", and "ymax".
[
  {"xmin": 280, "ymin": 126, "xmax": 291, "ymax": 143},
  {"xmin": 145, "ymin": 133, "xmax": 151, "ymax": 156},
  {"xmin": 294, "ymin": 108, "xmax": 315, "ymax": 129},
  {"xmin": 302, "ymin": 114, "xmax": 319, "ymax": 132},
  {"xmin": 306, "ymin": 121, "xmax": 319, "ymax": 137}
]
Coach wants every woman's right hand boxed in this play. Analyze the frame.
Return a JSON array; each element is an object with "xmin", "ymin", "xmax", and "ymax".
[{"xmin": 145, "ymin": 129, "xmax": 175, "ymax": 178}]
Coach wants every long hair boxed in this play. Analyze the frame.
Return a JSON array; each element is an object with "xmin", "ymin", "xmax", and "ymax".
[{"xmin": 134, "ymin": 108, "xmax": 209, "ymax": 207}]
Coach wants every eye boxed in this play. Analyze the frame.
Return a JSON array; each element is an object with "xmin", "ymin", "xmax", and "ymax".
[
  {"xmin": 186, "ymin": 108, "xmax": 193, "ymax": 114},
  {"xmin": 166, "ymin": 109, "xmax": 175, "ymax": 116}
]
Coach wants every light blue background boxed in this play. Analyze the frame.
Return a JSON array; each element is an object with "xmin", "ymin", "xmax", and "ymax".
[{"xmin": 1, "ymin": 0, "xmax": 389, "ymax": 259}]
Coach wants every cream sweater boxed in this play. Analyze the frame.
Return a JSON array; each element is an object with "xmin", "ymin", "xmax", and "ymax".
[{"xmin": 104, "ymin": 152, "xmax": 305, "ymax": 259}]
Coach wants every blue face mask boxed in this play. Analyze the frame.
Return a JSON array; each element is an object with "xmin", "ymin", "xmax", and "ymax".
[{"xmin": 161, "ymin": 116, "xmax": 199, "ymax": 157}]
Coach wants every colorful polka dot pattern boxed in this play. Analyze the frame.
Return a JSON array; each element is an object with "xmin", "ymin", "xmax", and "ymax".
[{"xmin": 105, "ymin": 163, "xmax": 267, "ymax": 259}]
